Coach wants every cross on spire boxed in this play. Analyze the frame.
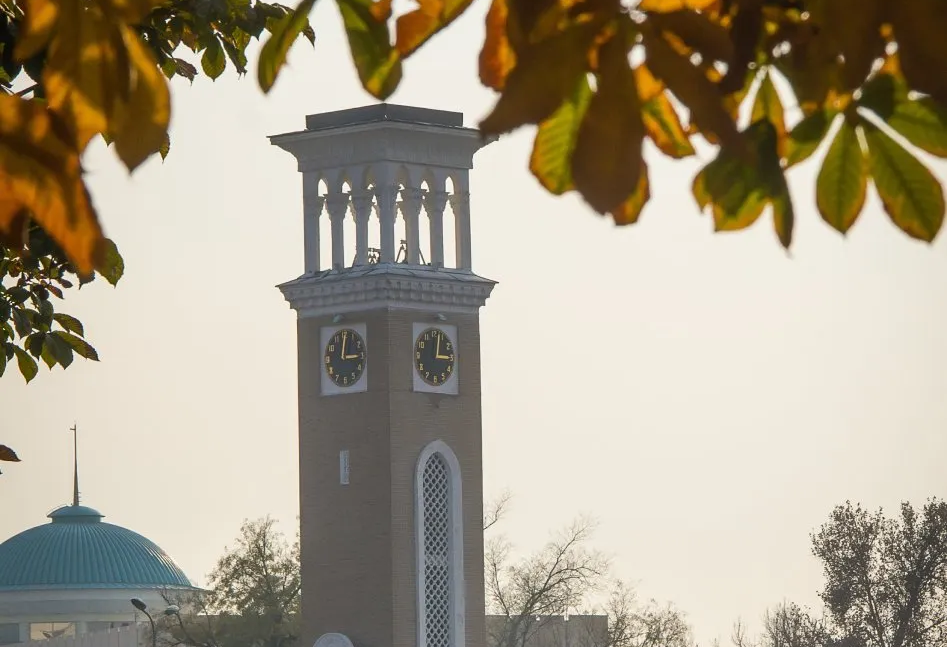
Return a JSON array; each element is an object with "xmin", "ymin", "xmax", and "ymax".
[{"xmin": 70, "ymin": 423, "xmax": 79, "ymax": 506}]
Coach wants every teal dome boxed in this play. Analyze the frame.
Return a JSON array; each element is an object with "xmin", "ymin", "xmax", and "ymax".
[{"xmin": 0, "ymin": 504, "xmax": 194, "ymax": 591}]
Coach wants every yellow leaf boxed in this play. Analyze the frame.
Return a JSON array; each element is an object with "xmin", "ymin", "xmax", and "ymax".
[
  {"xmin": 571, "ymin": 32, "xmax": 644, "ymax": 213},
  {"xmin": 479, "ymin": 0, "xmax": 516, "ymax": 91},
  {"xmin": 395, "ymin": 0, "xmax": 474, "ymax": 58},
  {"xmin": 529, "ymin": 75, "xmax": 592, "ymax": 195},
  {"xmin": 480, "ymin": 20, "xmax": 601, "ymax": 135},
  {"xmin": 112, "ymin": 25, "xmax": 172, "ymax": 171},
  {"xmin": 642, "ymin": 91, "xmax": 694, "ymax": 158},
  {"xmin": 14, "ymin": 0, "xmax": 58, "ymax": 60},
  {"xmin": 336, "ymin": 0, "xmax": 403, "ymax": 99},
  {"xmin": 638, "ymin": 0, "xmax": 718, "ymax": 12},
  {"xmin": 0, "ymin": 96, "xmax": 103, "ymax": 276},
  {"xmin": 633, "ymin": 64, "xmax": 664, "ymax": 103},
  {"xmin": 609, "ymin": 162, "xmax": 650, "ymax": 225},
  {"xmin": 642, "ymin": 27, "xmax": 747, "ymax": 159}
]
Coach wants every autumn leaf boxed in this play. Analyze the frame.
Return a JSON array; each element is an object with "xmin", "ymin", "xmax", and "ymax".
[
  {"xmin": 864, "ymin": 123, "xmax": 945, "ymax": 242},
  {"xmin": 479, "ymin": 0, "xmax": 515, "ymax": 90},
  {"xmin": 112, "ymin": 28, "xmax": 172, "ymax": 171},
  {"xmin": 480, "ymin": 20, "xmax": 601, "ymax": 135},
  {"xmin": 751, "ymin": 72, "xmax": 786, "ymax": 155},
  {"xmin": 633, "ymin": 64, "xmax": 664, "ymax": 104},
  {"xmin": 0, "ymin": 96, "xmax": 103, "ymax": 277},
  {"xmin": 529, "ymin": 76, "xmax": 592, "ymax": 195},
  {"xmin": 39, "ymin": 0, "xmax": 168, "ymax": 156},
  {"xmin": 396, "ymin": 0, "xmax": 474, "ymax": 58},
  {"xmin": 13, "ymin": 346, "xmax": 38, "ymax": 382},
  {"xmin": 642, "ymin": 27, "xmax": 747, "ymax": 159},
  {"xmin": 0, "ymin": 445, "xmax": 20, "ymax": 462},
  {"xmin": 718, "ymin": 0, "xmax": 761, "ymax": 95},
  {"xmin": 14, "ymin": 0, "xmax": 58, "ymax": 60},
  {"xmin": 642, "ymin": 92, "xmax": 694, "ymax": 158},
  {"xmin": 202, "ymin": 37, "xmax": 227, "ymax": 80},
  {"xmin": 610, "ymin": 162, "xmax": 650, "ymax": 225},
  {"xmin": 258, "ymin": 0, "xmax": 318, "ymax": 92},
  {"xmin": 638, "ymin": 0, "xmax": 718, "ymax": 12},
  {"xmin": 572, "ymin": 32, "xmax": 645, "ymax": 214},
  {"xmin": 336, "ymin": 0, "xmax": 403, "ymax": 99},
  {"xmin": 816, "ymin": 120, "xmax": 867, "ymax": 234}
]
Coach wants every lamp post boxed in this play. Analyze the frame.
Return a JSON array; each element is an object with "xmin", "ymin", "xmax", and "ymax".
[{"xmin": 130, "ymin": 598, "xmax": 156, "ymax": 647}]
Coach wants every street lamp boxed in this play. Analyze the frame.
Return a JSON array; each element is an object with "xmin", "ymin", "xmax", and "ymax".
[{"xmin": 130, "ymin": 599, "xmax": 156, "ymax": 647}]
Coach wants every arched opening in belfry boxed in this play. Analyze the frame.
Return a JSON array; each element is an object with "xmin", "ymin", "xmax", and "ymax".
[
  {"xmin": 317, "ymin": 177, "xmax": 331, "ymax": 272},
  {"xmin": 443, "ymin": 176, "xmax": 458, "ymax": 270},
  {"xmin": 417, "ymin": 177, "xmax": 434, "ymax": 267},
  {"xmin": 341, "ymin": 178, "xmax": 356, "ymax": 268}
]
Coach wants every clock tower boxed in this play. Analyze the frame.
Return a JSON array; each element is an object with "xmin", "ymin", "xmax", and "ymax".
[{"xmin": 270, "ymin": 105, "xmax": 496, "ymax": 647}]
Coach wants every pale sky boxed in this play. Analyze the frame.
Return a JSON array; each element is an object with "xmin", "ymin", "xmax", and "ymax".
[{"xmin": 2, "ymin": 3, "xmax": 947, "ymax": 645}]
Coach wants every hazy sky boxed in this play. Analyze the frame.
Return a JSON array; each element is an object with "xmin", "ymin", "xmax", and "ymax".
[{"xmin": 2, "ymin": 3, "xmax": 946, "ymax": 645}]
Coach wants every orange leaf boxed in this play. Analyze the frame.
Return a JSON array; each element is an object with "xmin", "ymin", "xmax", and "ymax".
[
  {"xmin": 610, "ymin": 162, "xmax": 650, "ymax": 225},
  {"xmin": 0, "ymin": 96, "xmax": 103, "ymax": 276},
  {"xmin": 480, "ymin": 20, "xmax": 602, "ymax": 135},
  {"xmin": 395, "ymin": 0, "xmax": 474, "ymax": 58},
  {"xmin": 479, "ymin": 0, "xmax": 516, "ymax": 90},
  {"xmin": 14, "ymin": 0, "xmax": 58, "ymax": 60},
  {"xmin": 633, "ymin": 64, "xmax": 664, "ymax": 103},
  {"xmin": 639, "ymin": 0, "xmax": 718, "ymax": 12}
]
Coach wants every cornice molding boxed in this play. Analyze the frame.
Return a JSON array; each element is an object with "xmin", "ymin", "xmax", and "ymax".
[{"xmin": 278, "ymin": 265, "xmax": 497, "ymax": 318}]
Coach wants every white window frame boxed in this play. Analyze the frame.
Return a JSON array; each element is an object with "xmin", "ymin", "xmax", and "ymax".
[{"xmin": 415, "ymin": 440, "xmax": 465, "ymax": 647}]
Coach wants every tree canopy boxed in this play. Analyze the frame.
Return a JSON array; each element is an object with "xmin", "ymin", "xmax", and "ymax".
[{"xmin": 3, "ymin": 0, "xmax": 947, "ymax": 460}]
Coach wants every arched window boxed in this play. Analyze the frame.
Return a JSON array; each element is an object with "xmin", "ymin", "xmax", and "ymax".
[{"xmin": 416, "ymin": 441, "xmax": 464, "ymax": 647}]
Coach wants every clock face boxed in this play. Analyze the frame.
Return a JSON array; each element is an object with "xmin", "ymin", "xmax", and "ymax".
[
  {"xmin": 324, "ymin": 328, "xmax": 366, "ymax": 388},
  {"xmin": 414, "ymin": 327, "xmax": 456, "ymax": 386}
]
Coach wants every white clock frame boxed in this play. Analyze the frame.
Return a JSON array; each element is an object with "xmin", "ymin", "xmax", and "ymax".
[
  {"xmin": 320, "ymin": 323, "xmax": 368, "ymax": 396},
  {"xmin": 412, "ymin": 322, "xmax": 459, "ymax": 395}
]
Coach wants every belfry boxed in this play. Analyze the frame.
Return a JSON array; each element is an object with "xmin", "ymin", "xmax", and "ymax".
[{"xmin": 270, "ymin": 104, "xmax": 496, "ymax": 647}]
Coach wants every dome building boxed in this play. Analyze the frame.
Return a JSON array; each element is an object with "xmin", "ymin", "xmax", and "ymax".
[{"xmin": 0, "ymin": 438, "xmax": 199, "ymax": 644}]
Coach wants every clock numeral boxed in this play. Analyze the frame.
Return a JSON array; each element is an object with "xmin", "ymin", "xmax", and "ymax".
[
  {"xmin": 328, "ymin": 343, "xmax": 335, "ymax": 352},
  {"xmin": 324, "ymin": 355, "xmax": 330, "ymax": 364},
  {"xmin": 446, "ymin": 365, "xmax": 452, "ymax": 373}
]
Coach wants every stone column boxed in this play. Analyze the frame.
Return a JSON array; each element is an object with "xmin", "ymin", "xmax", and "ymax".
[
  {"xmin": 399, "ymin": 187, "xmax": 424, "ymax": 265},
  {"xmin": 374, "ymin": 184, "xmax": 399, "ymax": 263},
  {"xmin": 450, "ymin": 191, "xmax": 472, "ymax": 270},
  {"xmin": 424, "ymin": 190, "xmax": 449, "ymax": 269},
  {"xmin": 350, "ymin": 190, "xmax": 374, "ymax": 266},
  {"xmin": 302, "ymin": 174, "xmax": 323, "ymax": 274},
  {"xmin": 325, "ymin": 193, "xmax": 350, "ymax": 270}
]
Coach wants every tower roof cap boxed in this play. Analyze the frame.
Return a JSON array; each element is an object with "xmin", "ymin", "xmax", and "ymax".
[{"xmin": 305, "ymin": 104, "xmax": 464, "ymax": 131}]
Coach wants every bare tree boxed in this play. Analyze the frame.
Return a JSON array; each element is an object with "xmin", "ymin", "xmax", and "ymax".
[
  {"xmin": 812, "ymin": 499, "xmax": 947, "ymax": 647},
  {"xmin": 731, "ymin": 603, "xmax": 832, "ymax": 647},
  {"xmin": 486, "ymin": 517, "xmax": 610, "ymax": 647},
  {"xmin": 486, "ymin": 516, "xmax": 693, "ymax": 647},
  {"xmin": 485, "ymin": 490, "xmax": 513, "ymax": 532}
]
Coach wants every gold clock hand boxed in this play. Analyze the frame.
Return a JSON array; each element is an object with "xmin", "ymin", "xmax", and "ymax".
[
  {"xmin": 435, "ymin": 332, "xmax": 451, "ymax": 360},
  {"xmin": 340, "ymin": 330, "xmax": 348, "ymax": 358}
]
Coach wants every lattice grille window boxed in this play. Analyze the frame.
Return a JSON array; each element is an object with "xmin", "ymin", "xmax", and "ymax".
[{"xmin": 422, "ymin": 453, "xmax": 452, "ymax": 647}]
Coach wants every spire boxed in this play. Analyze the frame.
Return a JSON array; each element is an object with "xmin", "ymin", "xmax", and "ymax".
[{"xmin": 70, "ymin": 423, "xmax": 79, "ymax": 506}]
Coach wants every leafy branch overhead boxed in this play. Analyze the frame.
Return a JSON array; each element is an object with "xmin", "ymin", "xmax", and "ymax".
[{"xmin": 260, "ymin": 0, "xmax": 947, "ymax": 248}]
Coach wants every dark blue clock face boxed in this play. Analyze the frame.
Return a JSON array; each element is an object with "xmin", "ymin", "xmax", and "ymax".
[
  {"xmin": 414, "ymin": 327, "xmax": 455, "ymax": 386},
  {"xmin": 324, "ymin": 328, "xmax": 366, "ymax": 387}
]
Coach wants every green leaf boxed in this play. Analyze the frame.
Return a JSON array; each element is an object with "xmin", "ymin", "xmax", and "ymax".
[
  {"xmin": 859, "ymin": 72, "xmax": 905, "ymax": 121},
  {"xmin": 202, "ymin": 37, "xmax": 227, "ymax": 79},
  {"xmin": 53, "ymin": 312, "xmax": 84, "ymax": 337},
  {"xmin": 335, "ymin": 0, "xmax": 402, "ymax": 99},
  {"xmin": 258, "ymin": 0, "xmax": 319, "ymax": 92},
  {"xmin": 95, "ymin": 238, "xmax": 124, "ymax": 286},
  {"xmin": 40, "ymin": 336, "xmax": 56, "ymax": 369},
  {"xmin": 816, "ymin": 121, "xmax": 867, "ymax": 234},
  {"xmin": 13, "ymin": 346, "xmax": 37, "ymax": 382},
  {"xmin": 529, "ymin": 75, "xmax": 592, "ymax": 195},
  {"xmin": 11, "ymin": 309, "xmax": 31, "ymax": 337},
  {"xmin": 886, "ymin": 98, "xmax": 947, "ymax": 158},
  {"xmin": 38, "ymin": 299, "xmax": 53, "ymax": 327},
  {"xmin": 785, "ymin": 110, "xmax": 835, "ymax": 168},
  {"xmin": 44, "ymin": 331, "xmax": 73, "ymax": 368},
  {"xmin": 642, "ymin": 93, "xmax": 695, "ymax": 158},
  {"xmin": 55, "ymin": 331, "xmax": 99, "ymax": 361},
  {"xmin": 0, "ymin": 345, "xmax": 5, "ymax": 376},
  {"xmin": 864, "ymin": 124, "xmax": 945, "ymax": 242},
  {"xmin": 0, "ymin": 445, "xmax": 19, "ymax": 462}
]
